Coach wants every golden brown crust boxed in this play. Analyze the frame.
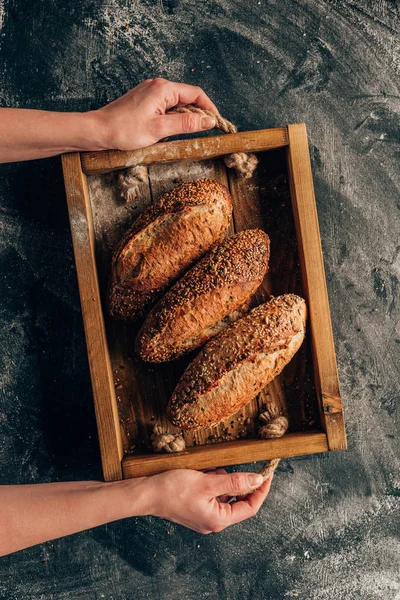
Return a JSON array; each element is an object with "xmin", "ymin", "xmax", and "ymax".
[
  {"xmin": 135, "ymin": 229, "xmax": 270, "ymax": 362},
  {"xmin": 167, "ymin": 294, "xmax": 307, "ymax": 430},
  {"xmin": 108, "ymin": 179, "xmax": 232, "ymax": 320}
]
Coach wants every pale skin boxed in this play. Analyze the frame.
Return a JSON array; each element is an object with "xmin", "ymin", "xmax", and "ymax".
[
  {"xmin": 0, "ymin": 78, "xmax": 272, "ymax": 556},
  {"xmin": 0, "ymin": 78, "xmax": 219, "ymax": 163}
]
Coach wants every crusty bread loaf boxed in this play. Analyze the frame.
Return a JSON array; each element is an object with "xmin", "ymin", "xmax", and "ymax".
[
  {"xmin": 135, "ymin": 229, "xmax": 270, "ymax": 362},
  {"xmin": 167, "ymin": 294, "xmax": 306, "ymax": 430},
  {"xmin": 108, "ymin": 179, "xmax": 232, "ymax": 320}
]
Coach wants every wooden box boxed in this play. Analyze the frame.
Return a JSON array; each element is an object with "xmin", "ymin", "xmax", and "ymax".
[{"xmin": 62, "ymin": 124, "xmax": 347, "ymax": 482}]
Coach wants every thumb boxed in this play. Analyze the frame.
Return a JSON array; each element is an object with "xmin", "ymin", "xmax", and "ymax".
[
  {"xmin": 206, "ymin": 472, "xmax": 264, "ymax": 497},
  {"xmin": 156, "ymin": 112, "xmax": 216, "ymax": 137}
]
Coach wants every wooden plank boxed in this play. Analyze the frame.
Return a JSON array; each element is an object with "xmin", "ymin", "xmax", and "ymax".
[
  {"xmin": 122, "ymin": 431, "xmax": 329, "ymax": 477},
  {"xmin": 87, "ymin": 167, "xmax": 153, "ymax": 456},
  {"xmin": 227, "ymin": 153, "xmax": 320, "ymax": 433},
  {"xmin": 256, "ymin": 151, "xmax": 319, "ymax": 431},
  {"xmin": 61, "ymin": 153, "xmax": 124, "ymax": 481},
  {"xmin": 81, "ymin": 127, "xmax": 289, "ymax": 175},
  {"xmin": 227, "ymin": 162, "xmax": 273, "ymax": 294},
  {"xmin": 286, "ymin": 124, "xmax": 347, "ymax": 451},
  {"xmin": 226, "ymin": 166, "xmax": 286, "ymax": 433}
]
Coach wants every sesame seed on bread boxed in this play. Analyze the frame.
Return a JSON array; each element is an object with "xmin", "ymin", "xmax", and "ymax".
[
  {"xmin": 167, "ymin": 294, "xmax": 307, "ymax": 430},
  {"xmin": 135, "ymin": 229, "xmax": 270, "ymax": 362},
  {"xmin": 108, "ymin": 179, "xmax": 232, "ymax": 320}
]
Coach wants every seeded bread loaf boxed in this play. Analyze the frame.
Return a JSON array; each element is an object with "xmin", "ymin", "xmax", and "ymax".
[
  {"xmin": 108, "ymin": 179, "xmax": 232, "ymax": 320},
  {"xmin": 135, "ymin": 229, "xmax": 270, "ymax": 362},
  {"xmin": 167, "ymin": 294, "xmax": 306, "ymax": 430}
]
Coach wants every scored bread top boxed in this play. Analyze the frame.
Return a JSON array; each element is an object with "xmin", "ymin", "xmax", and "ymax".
[
  {"xmin": 114, "ymin": 179, "xmax": 231, "ymax": 254},
  {"xmin": 167, "ymin": 294, "xmax": 307, "ymax": 429},
  {"xmin": 135, "ymin": 229, "xmax": 270, "ymax": 362},
  {"xmin": 108, "ymin": 179, "xmax": 232, "ymax": 319}
]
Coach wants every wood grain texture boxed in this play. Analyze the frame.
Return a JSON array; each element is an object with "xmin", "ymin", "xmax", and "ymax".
[
  {"xmin": 81, "ymin": 128, "xmax": 289, "ymax": 175},
  {"xmin": 227, "ymin": 151, "xmax": 320, "ymax": 433},
  {"xmin": 61, "ymin": 153, "xmax": 123, "ymax": 481},
  {"xmin": 122, "ymin": 431, "xmax": 328, "ymax": 477},
  {"xmin": 87, "ymin": 162, "xmax": 154, "ymax": 456},
  {"xmin": 227, "ymin": 157, "xmax": 286, "ymax": 428},
  {"xmin": 286, "ymin": 124, "xmax": 347, "ymax": 451},
  {"xmin": 65, "ymin": 127, "xmax": 346, "ymax": 479}
]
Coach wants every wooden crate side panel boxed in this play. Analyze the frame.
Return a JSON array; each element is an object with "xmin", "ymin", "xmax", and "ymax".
[
  {"xmin": 286, "ymin": 125, "xmax": 347, "ymax": 451},
  {"xmin": 81, "ymin": 128, "xmax": 289, "ymax": 175},
  {"xmin": 122, "ymin": 431, "xmax": 329, "ymax": 477},
  {"xmin": 61, "ymin": 153, "xmax": 123, "ymax": 481}
]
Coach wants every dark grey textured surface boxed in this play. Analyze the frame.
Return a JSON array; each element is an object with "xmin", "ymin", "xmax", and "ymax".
[{"xmin": 0, "ymin": 1, "xmax": 399, "ymax": 598}]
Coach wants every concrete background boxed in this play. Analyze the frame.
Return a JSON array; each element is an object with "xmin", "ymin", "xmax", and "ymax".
[{"xmin": 0, "ymin": 1, "xmax": 399, "ymax": 598}]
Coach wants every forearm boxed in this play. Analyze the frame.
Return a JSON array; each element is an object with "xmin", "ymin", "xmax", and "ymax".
[
  {"xmin": 0, "ymin": 108, "xmax": 105, "ymax": 163},
  {"xmin": 0, "ymin": 478, "xmax": 150, "ymax": 556}
]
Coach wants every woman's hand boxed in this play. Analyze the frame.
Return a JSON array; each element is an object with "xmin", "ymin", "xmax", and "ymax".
[
  {"xmin": 0, "ymin": 78, "xmax": 218, "ymax": 163},
  {"xmin": 143, "ymin": 468, "xmax": 272, "ymax": 534},
  {"xmin": 0, "ymin": 468, "xmax": 272, "ymax": 555},
  {"xmin": 93, "ymin": 78, "xmax": 218, "ymax": 151}
]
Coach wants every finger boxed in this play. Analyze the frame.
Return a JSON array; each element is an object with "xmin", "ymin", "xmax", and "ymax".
[
  {"xmin": 201, "ymin": 468, "xmax": 229, "ymax": 501},
  {"xmin": 216, "ymin": 473, "xmax": 230, "ymax": 502},
  {"xmin": 236, "ymin": 475, "xmax": 273, "ymax": 501},
  {"xmin": 237, "ymin": 476, "xmax": 273, "ymax": 503},
  {"xmin": 154, "ymin": 112, "xmax": 216, "ymax": 138},
  {"xmin": 218, "ymin": 477, "xmax": 273, "ymax": 525},
  {"xmin": 205, "ymin": 471, "xmax": 265, "ymax": 498},
  {"xmin": 165, "ymin": 82, "xmax": 219, "ymax": 114},
  {"xmin": 236, "ymin": 474, "xmax": 274, "ymax": 501}
]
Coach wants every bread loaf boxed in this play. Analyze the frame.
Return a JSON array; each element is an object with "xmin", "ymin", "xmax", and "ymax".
[
  {"xmin": 167, "ymin": 294, "xmax": 306, "ymax": 430},
  {"xmin": 108, "ymin": 179, "xmax": 232, "ymax": 319},
  {"xmin": 135, "ymin": 229, "xmax": 270, "ymax": 362}
]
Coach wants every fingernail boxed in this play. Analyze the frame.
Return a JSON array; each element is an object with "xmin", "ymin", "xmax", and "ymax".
[
  {"xmin": 201, "ymin": 116, "xmax": 216, "ymax": 129},
  {"xmin": 247, "ymin": 474, "xmax": 264, "ymax": 487}
]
